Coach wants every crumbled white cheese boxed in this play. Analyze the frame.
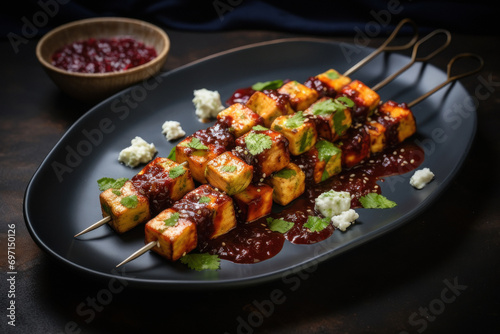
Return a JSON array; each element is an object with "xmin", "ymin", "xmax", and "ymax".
[
  {"xmin": 410, "ymin": 167, "xmax": 435, "ymax": 189},
  {"xmin": 331, "ymin": 209, "xmax": 359, "ymax": 232},
  {"xmin": 118, "ymin": 136, "xmax": 157, "ymax": 168},
  {"xmin": 314, "ymin": 190, "xmax": 351, "ymax": 218},
  {"xmin": 192, "ymin": 88, "xmax": 224, "ymax": 120},
  {"xmin": 161, "ymin": 120, "xmax": 185, "ymax": 141}
]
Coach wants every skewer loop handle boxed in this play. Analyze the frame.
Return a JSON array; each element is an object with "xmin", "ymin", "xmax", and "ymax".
[
  {"xmin": 407, "ymin": 53, "xmax": 484, "ymax": 108},
  {"xmin": 371, "ymin": 29, "xmax": 452, "ymax": 92},
  {"xmin": 343, "ymin": 18, "xmax": 419, "ymax": 77}
]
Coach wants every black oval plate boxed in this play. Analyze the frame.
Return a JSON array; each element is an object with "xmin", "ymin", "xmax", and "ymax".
[{"xmin": 24, "ymin": 38, "xmax": 476, "ymax": 288}]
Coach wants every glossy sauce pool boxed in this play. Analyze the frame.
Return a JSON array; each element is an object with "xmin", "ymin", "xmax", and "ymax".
[{"xmin": 201, "ymin": 141, "xmax": 424, "ymax": 263}]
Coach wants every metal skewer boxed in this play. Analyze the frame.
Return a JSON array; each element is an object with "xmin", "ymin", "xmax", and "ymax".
[
  {"xmin": 343, "ymin": 18, "xmax": 419, "ymax": 77},
  {"xmin": 371, "ymin": 28, "xmax": 452, "ymax": 92},
  {"xmin": 116, "ymin": 241, "xmax": 159, "ymax": 268}
]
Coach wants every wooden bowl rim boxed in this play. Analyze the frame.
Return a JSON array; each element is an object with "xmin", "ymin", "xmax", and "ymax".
[{"xmin": 35, "ymin": 17, "xmax": 170, "ymax": 78}]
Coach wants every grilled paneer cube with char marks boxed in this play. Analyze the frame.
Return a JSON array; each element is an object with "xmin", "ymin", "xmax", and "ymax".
[
  {"xmin": 205, "ymin": 151, "xmax": 253, "ymax": 196},
  {"xmin": 267, "ymin": 162, "xmax": 306, "ymax": 206},
  {"xmin": 278, "ymin": 80, "xmax": 319, "ymax": 111},
  {"xmin": 217, "ymin": 103, "xmax": 264, "ymax": 138},
  {"xmin": 315, "ymin": 69, "xmax": 352, "ymax": 93},
  {"xmin": 374, "ymin": 100, "xmax": 416, "ymax": 146},
  {"xmin": 233, "ymin": 183, "xmax": 274, "ymax": 222},
  {"xmin": 245, "ymin": 90, "xmax": 294, "ymax": 127},
  {"xmin": 173, "ymin": 184, "xmax": 237, "ymax": 242},
  {"xmin": 270, "ymin": 111, "xmax": 318, "ymax": 156},
  {"xmin": 144, "ymin": 208, "xmax": 197, "ymax": 261},
  {"xmin": 99, "ymin": 180, "xmax": 151, "ymax": 234},
  {"xmin": 175, "ymin": 121, "xmax": 235, "ymax": 183},
  {"xmin": 293, "ymin": 139, "xmax": 342, "ymax": 183},
  {"xmin": 303, "ymin": 96, "xmax": 353, "ymax": 142},
  {"xmin": 130, "ymin": 157, "xmax": 196, "ymax": 216},
  {"xmin": 232, "ymin": 128, "xmax": 291, "ymax": 183},
  {"xmin": 337, "ymin": 80, "xmax": 380, "ymax": 121}
]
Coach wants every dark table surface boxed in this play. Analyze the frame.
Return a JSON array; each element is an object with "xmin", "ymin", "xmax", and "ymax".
[{"xmin": 1, "ymin": 24, "xmax": 500, "ymax": 334}]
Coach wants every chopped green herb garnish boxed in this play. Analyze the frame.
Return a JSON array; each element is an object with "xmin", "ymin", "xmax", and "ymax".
[
  {"xmin": 304, "ymin": 216, "xmax": 330, "ymax": 232},
  {"xmin": 245, "ymin": 132, "xmax": 273, "ymax": 155},
  {"xmin": 326, "ymin": 70, "xmax": 340, "ymax": 80},
  {"xmin": 316, "ymin": 140, "xmax": 341, "ymax": 162},
  {"xmin": 97, "ymin": 177, "xmax": 129, "ymax": 191},
  {"xmin": 285, "ymin": 111, "xmax": 305, "ymax": 129},
  {"xmin": 312, "ymin": 97, "xmax": 354, "ymax": 116},
  {"xmin": 221, "ymin": 165, "xmax": 237, "ymax": 173},
  {"xmin": 359, "ymin": 193, "xmax": 397, "ymax": 209},
  {"xmin": 251, "ymin": 80, "xmax": 284, "ymax": 91},
  {"xmin": 164, "ymin": 212, "xmax": 180, "ymax": 227},
  {"xmin": 169, "ymin": 165, "xmax": 186, "ymax": 179},
  {"xmin": 274, "ymin": 168, "xmax": 297, "ymax": 179},
  {"xmin": 198, "ymin": 196, "xmax": 211, "ymax": 204},
  {"xmin": 180, "ymin": 253, "xmax": 220, "ymax": 271},
  {"xmin": 252, "ymin": 125, "xmax": 268, "ymax": 131},
  {"xmin": 167, "ymin": 146, "xmax": 176, "ymax": 161},
  {"xmin": 120, "ymin": 195, "xmax": 138, "ymax": 209},
  {"xmin": 333, "ymin": 107, "xmax": 348, "ymax": 135},
  {"xmin": 266, "ymin": 217, "xmax": 294, "ymax": 233},
  {"xmin": 112, "ymin": 189, "xmax": 122, "ymax": 196},
  {"xmin": 180, "ymin": 137, "xmax": 208, "ymax": 150},
  {"xmin": 298, "ymin": 128, "xmax": 314, "ymax": 152}
]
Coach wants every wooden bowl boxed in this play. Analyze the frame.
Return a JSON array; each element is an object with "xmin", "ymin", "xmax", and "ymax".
[{"xmin": 36, "ymin": 17, "xmax": 170, "ymax": 103}]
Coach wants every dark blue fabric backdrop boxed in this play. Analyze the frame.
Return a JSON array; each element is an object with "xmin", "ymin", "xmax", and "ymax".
[{"xmin": 2, "ymin": 0, "xmax": 498, "ymax": 39}]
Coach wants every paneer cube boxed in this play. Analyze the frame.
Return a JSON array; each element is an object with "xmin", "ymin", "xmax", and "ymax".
[
  {"xmin": 278, "ymin": 80, "xmax": 319, "ymax": 111},
  {"xmin": 144, "ymin": 208, "xmax": 197, "ymax": 261},
  {"xmin": 294, "ymin": 139, "xmax": 342, "ymax": 183},
  {"xmin": 131, "ymin": 157, "xmax": 195, "ymax": 215},
  {"xmin": 315, "ymin": 69, "xmax": 352, "ymax": 93},
  {"xmin": 173, "ymin": 184, "xmax": 237, "ymax": 241},
  {"xmin": 365, "ymin": 121, "xmax": 386, "ymax": 154},
  {"xmin": 374, "ymin": 100, "xmax": 416, "ymax": 146},
  {"xmin": 175, "ymin": 122, "xmax": 235, "ymax": 183},
  {"xmin": 205, "ymin": 151, "xmax": 253, "ymax": 195},
  {"xmin": 267, "ymin": 163, "xmax": 306, "ymax": 206},
  {"xmin": 339, "ymin": 125, "xmax": 371, "ymax": 168},
  {"xmin": 270, "ymin": 111, "xmax": 317, "ymax": 155},
  {"xmin": 337, "ymin": 80, "xmax": 380, "ymax": 121},
  {"xmin": 246, "ymin": 90, "xmax": 294, "ymax": 127},
  {"xmin": 233, "ymin": 183, "xmax": 274, "ymax": 222},
  {"xmin": 217, "ymin": 103, "xmax": 264, "ymax": 137},
  {"xmin": 303, "ymin": 97, "xmax": 353, "ymax": 142},
  {"xmin": 99, "ymin": 180, "xmax": 151, "ymax": 234},
  {"xmin": 233, "ymin": 128, "xmax": 290, "ymax": 182}
]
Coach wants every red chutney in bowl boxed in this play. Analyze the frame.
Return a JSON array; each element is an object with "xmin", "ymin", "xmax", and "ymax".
[{"xmin": 51, "ymin": 37, "xmax": 157, "ymax": 73}]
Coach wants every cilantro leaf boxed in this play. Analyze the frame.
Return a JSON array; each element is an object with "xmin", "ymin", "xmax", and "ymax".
[
  {"xmin": 180, "ymin": 137, "xmax": 208, "ymax": 150},
  {"xmin": 304, "ymin": 216, "xmax": 330, "ymax": 232},
  {"xmin": 120, "ymin": 195, "xmax": 138, "ymax": 209},
  {"xmin": 336, "ymin": 96, "xmax": 355, "ymax": 107},
  {"xmin": 198, "ymin": 196, "xmax": 211, "ymax": 204},
  {"xmin": 316, "ymin": 140, "xmax": 341, "ymax": 162},
  {"xmin": 285, "ymin": 111, "xmax": 305, "ymax": 129},
  {"xmin": 252, "ymin": 80, "xmax": 283, "ymax": 91},
  {"xmin": 97, "ymin": 177, "xmax": 129, "ymax": 191},
  {"xmin": 164, "ymin": 212, "xmax": 180, "ymax": 227},
  {"xmin": 245, "ymin": 132, "xmax": 273, "ymax": 155},
  {"xmin": 167, "ymin": 146, "xmax": 176, "ymax": 161},
  {"xmin": 274, "ymin": 168, "xmax": 296, "ymax": 179},
  {"xmin": 221, "ymin": 165, "xmax": 237, "ymax": 173},
  {"xmin": 252, "ymin": 125, "xmax": 268, "ymax": 131},
  {"xmin": 169, "ymin": 165, "xmax": 186, "ymax": 179},
  {"xmin": 112, "ymin": 189, "xmax": 122, "ymax": 196},
  {"xmin": 326, "ymin": 70, "xmax": 340, "ymax": 80},
  {"xmin": 359, "ymin": 193, "xmax": 397, "ymax": 209},
  {"xmin": 180, "ymin": 253, "xmax": 220, "ymax": 271},
  {"xmin": 266, "ymin": 217, "xmax": 294, "ymax": 233}
]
